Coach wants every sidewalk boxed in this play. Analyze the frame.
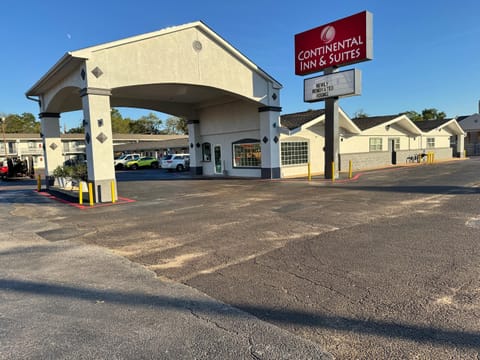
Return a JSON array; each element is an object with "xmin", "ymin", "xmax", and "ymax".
[{"xmin": 0, "ymin": 186, "xmax": 332, "ymax": 359}]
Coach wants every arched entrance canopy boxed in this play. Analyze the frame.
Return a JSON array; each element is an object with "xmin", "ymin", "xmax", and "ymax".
[
  {"xmin": 26, "ymin": 21, "xmax": 282, "ymax": 116},
  {"xmin": 26, "ymin": 21, "xmax": 283, "ymax": 202}
]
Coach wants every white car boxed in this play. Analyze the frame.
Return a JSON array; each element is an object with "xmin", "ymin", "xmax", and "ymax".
[
  {"xmin": 114, "ymin": 153, "xmax": 141, "ymax": 169},
  {"xmin": 161, "ymin": 154, "xmax": 190, "ymax": 171}
]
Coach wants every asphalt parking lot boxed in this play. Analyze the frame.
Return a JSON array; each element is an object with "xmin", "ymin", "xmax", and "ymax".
[{"xmin": 2, "ymin": 160, "xmax": 480, "ymax": 359}]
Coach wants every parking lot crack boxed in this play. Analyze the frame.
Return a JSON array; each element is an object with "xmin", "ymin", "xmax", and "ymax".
[
  {"xmin": 187, "ymin": 307, "xmax": 240, "ymax": 336},
  {"xmin": 248, "ymin": 336, "xmax": 263, "ymax": 360}
]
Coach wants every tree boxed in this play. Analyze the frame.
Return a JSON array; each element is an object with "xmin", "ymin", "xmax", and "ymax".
[
  {"xmin": 4, "ymin": 113, "xmax": 40, "ymax": 133},
  {"xmin": 401, "ymin": 108, "xmax": 446, "ymax": 122},
  {"xmin": 401, "ymin": 110, "xmax": 422, "ymax": 122},
  {"xmin": 421, "ymin": 108, "xmax": 446, "ymax": 121},
  {"xmin": 66, "ymin": 125, "xmax": 84, "ymax": 134},
  {"xmin": 353, "ymin": 109, "xmax": 369, "ymax": 118},
  {"xmin": 165, "ymin": 116, "xmax": 188, "ymax": 134},
  {"xmin": 111, "ymin": 108, "xmax": 131, "ymax": 133},
  {"xmin": 129, "ymin": 112, "xmax": 163, "ymax": 134}
]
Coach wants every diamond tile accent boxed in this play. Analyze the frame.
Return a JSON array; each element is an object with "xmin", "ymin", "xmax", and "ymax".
[
  {"xmin": 96, "ymin": 132, "xmax": 108, "ymax": 144},
  {"xmin": 85, "ymin": 132, "xmax": 91, "ymax": 144},
  {"xmin": 49, "ymin": 142, "xmax": 58, "ymax": 150},
  {"xmin": 272, "ymin": 93, "xmax": 277, "ymax": 101},
  {"xmin": 190, "ymin": 143, "xmax": 194, "ymax": 148},
  {"xmin": 263, "ymin": 136, "xmax": 268, "ymax": 144},
  {"xmin": 273, "ymin": 136, "xmax": 279, "ymax": 143},
  {"xmin": 92, "ymin": 67, "xmax": 103, "ymax": 78},
  {"xmin": 196, "ymin": 142, "xmax": 200, "ymax": 148},
  {"xmin": 80, "ymin": 69, "xmax": 86, "ymax": 80}
]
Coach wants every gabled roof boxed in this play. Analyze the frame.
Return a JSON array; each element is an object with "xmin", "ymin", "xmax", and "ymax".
[
  {"xmin": 280, "ymin": 109, "xmax": 325, "ymax": 130},
  {"xmin": 279, "ymin": 108, "xmax": 361, "ymax": 135},
  {"xmin": 416, "ymin": 118, "xmax": 465, "ymax": 135},
  {"xmin": 456, "ymin": 115, "xmax": 471, "ymax": 123},
  {"xmin": 414, "ymin": 119, "xmax": 452, "ymax": 132},
  {"xmin": 456, "ymin": 114, "xmax": 480, "ymax": 131},
  {"xmin": 27, "ymin": 21, "xmax": 282, "ymax": 96},
  {"xmin": 351, "ymin": 115, "xmax": 398, "ymax": 130},
  {"xmin": 352, "ymin": 114, "xmax": 422, "ymax": 135}
]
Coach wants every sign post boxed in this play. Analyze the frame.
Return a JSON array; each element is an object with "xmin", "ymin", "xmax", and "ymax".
[
  {"xmin": 294, "ymin": 11, "xmax": 373, "ymax": 179},
  {"xmin": 324, "ymin": 67, "xmax": 339, "ymax": 179}
]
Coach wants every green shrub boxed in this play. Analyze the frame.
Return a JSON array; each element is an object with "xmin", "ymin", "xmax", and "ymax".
[{"xmin": 53, "ymin": 164, "xmax": 87, "ymax": 181}]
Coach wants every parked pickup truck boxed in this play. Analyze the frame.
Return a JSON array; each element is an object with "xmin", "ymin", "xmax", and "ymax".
[{"xmin": 114, "ymin": 153, "xmax": 141, "ymax": 170}]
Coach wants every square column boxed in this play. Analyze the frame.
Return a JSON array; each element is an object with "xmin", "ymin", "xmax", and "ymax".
[
  {"xmin": 259, "ymin": 106, "xmax": 281, "ymax": 179},
  {"xmin": 457, "ymin": 134, "xmax": 465, "ymax": 157},
  {"xmin": 39, "ymin": 113, "xmax": 63, "ymax": 180},
  {"xmin": 187, "ymin": 120, "xmax": 203, "ymax": 175},
  {"xmin": 80, "ymin": 87, "xmax": 117, "ymax": 203}
]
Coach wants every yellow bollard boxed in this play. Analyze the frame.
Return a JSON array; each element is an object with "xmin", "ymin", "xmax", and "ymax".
[
  {"xmin": 348, "ymin": 160, "xmax": 353, "ymax": 179},
  {"xmin": 307, "ymin": 162, "xmax": 311, "ymax": 181},
  {"xmin": 331, "ymin": 161, "xmax": 335, "ymax": 182},
  {"xmin": 432, "ymin": 153, "xmax": 434, "ymax": 163},
  {"xmin": 37, "ymin": 175, "xmax": 41, "ymax": 192},
  {"xmin": 88, "ymin": 182, "xmax": 94, "ymax": 206},
  {"xmin": 79, "ymin": 182, "xmax": 83, "ymax": 205},
  {"xmin": 111, "ymin": 180, "xmax": 116, "ymax": 203}
]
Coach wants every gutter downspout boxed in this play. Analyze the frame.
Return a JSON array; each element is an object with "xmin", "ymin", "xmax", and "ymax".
[{"xmin": 26, "ymin": 95, "xmax": 41, "ymax": 109}]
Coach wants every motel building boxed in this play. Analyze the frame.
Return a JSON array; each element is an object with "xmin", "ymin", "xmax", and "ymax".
[{"xmin": 26, "ymin": 21, "xmax": 465, "ymax": 203}]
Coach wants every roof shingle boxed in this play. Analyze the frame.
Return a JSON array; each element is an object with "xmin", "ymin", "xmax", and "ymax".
[{"xmin": 280, "ymin": 109, "xmax": 325, "ymax": 130}]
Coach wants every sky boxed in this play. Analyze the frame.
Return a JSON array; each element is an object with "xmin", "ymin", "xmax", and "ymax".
[{"xmin": 1, "ymin": 0, "xmax": 479, "ymax": 130}]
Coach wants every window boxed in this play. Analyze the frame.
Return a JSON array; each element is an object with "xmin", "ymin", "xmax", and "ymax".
[
  {"xmin": 7, "ymin": 142, "xmax": 15, "ymax": 154},
  {"xmin": 426, "ymin": 138, "xmax": 435, "ymax": 148},
  {"xmin": 389, "ymin": 138, "xmax": 400, "ymax": 151},
  {"xmin": 369, "ymin": 138, "xmax": 383, "ymax": 152},
  {"xmin": 233, "ymin": 141, "xmax": 261, "ymax": 167},
  {"xmin": 281, "ymin": 141, "xmax": 308, "ymax": 165},
  {"xmin": 202, "ymin": 143, "xmax": 211, "ymax": 162}
]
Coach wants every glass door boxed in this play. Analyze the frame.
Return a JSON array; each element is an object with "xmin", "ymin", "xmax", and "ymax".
[{"xmin": 214, "ymin": 145, "xmax": 222, "ymax": 174}]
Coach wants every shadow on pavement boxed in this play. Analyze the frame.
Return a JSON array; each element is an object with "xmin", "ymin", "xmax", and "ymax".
[
  {"xmin": 336, "ymin": 185, "xmax": 480, "ymax": 195},
  {"xmin": 1, "ymin": 278, "xmax": 478, "ymax": 349}
]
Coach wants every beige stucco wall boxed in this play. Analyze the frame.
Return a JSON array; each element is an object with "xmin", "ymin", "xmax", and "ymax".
[
  {"xmin": 79, "ymin": 27, "xmax": 274, "ymax": 107},
  {"xmin": 279, "ymin": 122, "xmax": 328, "ymax": 178},
  {"xmin": 198, "ymin": 101, "xmax": 262, "ymax": 177}
]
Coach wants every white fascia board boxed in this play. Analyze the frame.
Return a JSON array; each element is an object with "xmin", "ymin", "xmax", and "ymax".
[{"xmin": 386, "ymin": 115, "xmax": 422, "ymax": 135}]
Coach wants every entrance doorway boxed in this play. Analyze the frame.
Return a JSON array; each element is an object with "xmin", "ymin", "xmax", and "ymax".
[
  {"xmin": 388, "ymin": 138, "xmax": 398, "ymax": 165},
  {"xmin": 214, "ymin": 145, "xmax": 222, "ymax": 174}
]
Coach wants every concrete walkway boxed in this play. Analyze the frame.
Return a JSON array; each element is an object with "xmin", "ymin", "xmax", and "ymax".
[{"xmin": 0, "ymin": 184, "xmax": 332, "ymax": 359}]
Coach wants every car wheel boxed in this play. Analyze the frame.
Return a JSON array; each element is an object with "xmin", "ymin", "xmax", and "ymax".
[
  {"xmin": 151, "ymin": 162, "xmax": 159, "ymax": 169},
  {"xmin": 176, "ymin": 164, "xmax": 184, "ymax": 172},
  {"xmin": 131, "ymin": 164, "xmax": 138, "ymax": 170},
  {"xmin": 115, "ymin": 164, "xmax": 123, "ymax": 170}
]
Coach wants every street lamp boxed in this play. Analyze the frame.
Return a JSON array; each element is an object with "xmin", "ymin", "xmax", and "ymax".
[{"xmin": 0, "ymin": 117, "xmax": 7, "ymax": 160}]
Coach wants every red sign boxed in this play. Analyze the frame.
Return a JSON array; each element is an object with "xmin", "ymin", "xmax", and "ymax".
[{"xmin": 295, "ymin": 11, "xmax": 373, "ymax": 75}]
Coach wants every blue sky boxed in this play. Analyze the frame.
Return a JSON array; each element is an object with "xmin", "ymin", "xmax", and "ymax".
[{"xmin": 1, "ymin": 1, "xmax": 479, "ymax": 130}]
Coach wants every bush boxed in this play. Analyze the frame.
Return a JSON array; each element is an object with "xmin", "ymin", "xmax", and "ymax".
[
  {"xmin": 52, "ymin": 164, "xmax": 87, "ymax": 181},
  {"xmin": 71, "ymin": 163, "xmax": 87, "ymax": 181},
  {"xmin": 53, "ymin": 165, "xmax": 66, "ymax": 178}
]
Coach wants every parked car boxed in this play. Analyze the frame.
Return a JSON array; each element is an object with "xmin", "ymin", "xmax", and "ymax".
[
  {"xmin": 161, "ymin": 154, "xmax": 190, "ymax": 171},
  {"xmin": 114, "ymin": 153, "xmax": 141, "ymax": 169},
  {"xmin": 0, "ymin": 162, "xmax": 7, "ymax": 180},
  {"xmin": 125, "ymin": 156, "xmax": 159, "ymax": 170}
]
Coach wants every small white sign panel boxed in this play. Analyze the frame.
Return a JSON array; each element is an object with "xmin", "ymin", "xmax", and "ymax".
[{"xmin": 304, "ymin": 69, "xmax": 361, "ymax": 102}]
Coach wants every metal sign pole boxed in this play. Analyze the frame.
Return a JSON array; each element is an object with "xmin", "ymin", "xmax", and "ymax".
[{"xmin": 323, "ymin": 68, "xmax": 339, "ymax": 179}]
